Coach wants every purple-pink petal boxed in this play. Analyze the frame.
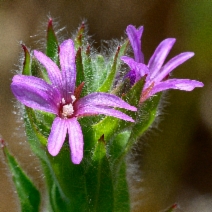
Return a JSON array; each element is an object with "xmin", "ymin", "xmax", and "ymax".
[
  {"xmin": 67, "ymin": 118, "xmax": 83, "ymax": 164},
  {"xmin": 11, "ymin": 75, "xmax": 59, "ymax": 114},
  {"xmin": 59, "ymin": 39, "xmax": 76, "ymax": 102},
  {"xmin": 126, "ymin": 25, "xmax": 144, "ymax": 63},
  {"xmin": 154, "ymin": 52, "xmax": 194, "ymax": 83},
  {"xmin": 75, "ymin": 105, "xmax": 135, "ymax": 122},
  {"xmin": 34, "ymin": 50, "xmax": 63, "ymax": 92},
  {"xmin": 121, "ymin": 56, "xmax": 149, "ymax": 81},
  {"xmin": 147, "ymin": 38, "xmax": 176, "ymax": 79},
  {"xmin": 150, "ymin": 79, "xmax": 204, "ymax": 96},
  {"xmin": 48, "ymin": 117, "xmax": 67, "ymax": 156},
  {"xmin": 75, "ymin": 92, "xmax": 137, "ymax": 111}
]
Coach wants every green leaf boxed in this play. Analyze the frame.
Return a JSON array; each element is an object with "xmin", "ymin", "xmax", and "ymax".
[
  {"xmin": 108, "ymin": 131, "xmax": 131, "ymax": 212},
  {"xmin": 46, "ymin": 19, "xmax": 59, "ymax": 64},
  {"xmin": 109, "ymin": 130, "xmax": 131, "ymax": 167},
  {"xmin": 113, "ymin": 161, "xmax": 130, "ymax": 212},
  {"xmin": 47, "ymin": 146, "xmax": 87, "ymax": 212},
  {"xmin": 21, "ymin": 44, "xmax": 31, "ymax": 76},
  {"xmin": 85, "ymin": 135, "xmax": 114, "ymax": 211},
  {"xmin": 2, "ymin": 145, "xmax": 40, "ymax": 212},
  {"xmin": 24, "ymin": 108, "xmax": 70, "ymax": 211}
]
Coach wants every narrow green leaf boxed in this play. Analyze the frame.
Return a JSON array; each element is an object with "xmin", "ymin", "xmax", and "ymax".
[
  {"xmin": 21, "ymin": 44, "xmax": 31, "ymax": 76},
  {"xmin": 47, "ymin": 147, "xmax": 87, "ymax": 212},
  {"xmin": 109, "ymin": 131, "xmax": 131, "ymax": 211},
  {"xmin": 24, "ymin": 108, "xmax": 70, "ymax": 211},
  {"xmin": 2, "ymin": 143, "xmax": 40, "ymax": 212},
  {"xmin": 46, "ymin": 19, "xmax": 59, "ymax": 64},
  {"xmin": 85, "ymin": 135, "xmax": 114, "ymax": 211}
]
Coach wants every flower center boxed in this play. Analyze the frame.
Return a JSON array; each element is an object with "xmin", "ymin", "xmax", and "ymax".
[
  {"xmin": 60, "ymin": 95, "xmax": 76, "ymax": 119},
  {"xmin": 62, "ymin": 104, "xmax": 74, "ymax": 118}
]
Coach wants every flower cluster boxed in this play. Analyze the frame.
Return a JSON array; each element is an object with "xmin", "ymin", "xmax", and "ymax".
[
  {"xmin": 11, "ymin": 25, "xmax": 204, "ymax": 165},
  {"xmin": 11, "ymin": 39, "xmax": 137, "ymax": 164}
]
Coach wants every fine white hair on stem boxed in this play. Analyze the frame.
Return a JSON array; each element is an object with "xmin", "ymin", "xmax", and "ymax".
[{"xmin": 126, "ymin": 91, "xmax": 170, "ymax": 211}]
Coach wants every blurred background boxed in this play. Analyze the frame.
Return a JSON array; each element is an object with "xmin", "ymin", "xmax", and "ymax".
[{"xmin": 0, "ymin": 0, "xmax": 212, "ymax": 211}]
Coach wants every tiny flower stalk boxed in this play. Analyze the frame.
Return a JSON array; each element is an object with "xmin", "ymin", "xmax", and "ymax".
[{"xmin": 7, "ymin": 19, "xmax": 204, "ymax": 211}]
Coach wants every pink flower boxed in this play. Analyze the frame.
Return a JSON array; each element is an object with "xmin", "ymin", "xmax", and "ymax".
[
  {"xmin": 121, "ymin": 25, "xmax": 203, "ymax": 101},
  {"xmin": 11, "ymin": 39, "xmax": 137, "ymax": 164}
]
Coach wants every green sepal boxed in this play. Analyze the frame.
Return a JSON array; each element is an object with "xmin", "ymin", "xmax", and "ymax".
[
  {"xmin": 75, "ymin": 48, "xmax": 85, "ymax": 89},
  {"xmin": 46, "ymin": 19, "xmax": 59, "ymax": 65},
  {"xmin": 82, "ymin": 45, "xmax": 95, "ymax": 93},
  {"xmin": 111, "ymin": 77, "xmax": 131, "ymax": 98},
  {"xmin": 74, "ymin": 22, "xmax": 85, "ymax": 49},
  {"xmin": 2, "ymin": 145, "xmax": 40, "ymax": 212},
  {"xmin": 114, "ymin": 93, "xmax": 162, "ymax": 166},
  {"xmin": 21, "ymin": 44, "xmax": 31, "ymax": 76},
  {"xmin": 97, "ymin": 47, "xmax": 120, "ymax": 92},
  {"xmin": 85, "ymin": 135, "xmax": 114, "ymax": 211},
  {"xmin": 130, "ymin": 93, "xmax": 161, "ymax": 140},
  {"xmin": 25, "ymin": 107, "xmax": 54, "ymax": 145},
  {"xmin": 118, "ymin": 39, "xmax": 129, "ymax": 57},
  {"xmin": 31, "ymin": 57, "xmax": 49, "ymax": 82},
  {"xmin": 93, "ymin": 77, "xmax": 145, "ymax": 142},
  {"xmin": 97, "ymin": 39, "xmax": 129, "ymax": 92},
  {"xmin": 95, "ymin": 54, "xmax": 107, "ymax": 89}
]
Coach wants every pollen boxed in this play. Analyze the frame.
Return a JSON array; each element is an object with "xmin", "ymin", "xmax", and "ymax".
[{"xmin": 62, "ymin": 104, "xmax": 74, "ymax": 118}]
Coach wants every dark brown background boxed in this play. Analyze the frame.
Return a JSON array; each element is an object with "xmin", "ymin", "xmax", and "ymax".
[{"xmin": 0, "ymin": 1, "xmax": 212, "ymax": 211}]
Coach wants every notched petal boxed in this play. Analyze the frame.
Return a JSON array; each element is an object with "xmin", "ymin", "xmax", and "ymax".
[
  {"xmin": 48, "ymin": 117, "xmax": 67, "ymax": 156},
  {"xmin": 67, "ymin": 118, "xmax": 83, "ymax": 164}
]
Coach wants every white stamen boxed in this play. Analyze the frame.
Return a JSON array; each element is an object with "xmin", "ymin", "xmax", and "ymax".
[
  {"xmin": 62, "ymin": 98, "xmax": 66, "ymax": 104},
  {"xmin": 71, "ymin": 95, "xmax": 76, "ymax": 102},
  {"xmin": 62, "ymin": 104, "xmax": 74, "ymax": 118}
]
